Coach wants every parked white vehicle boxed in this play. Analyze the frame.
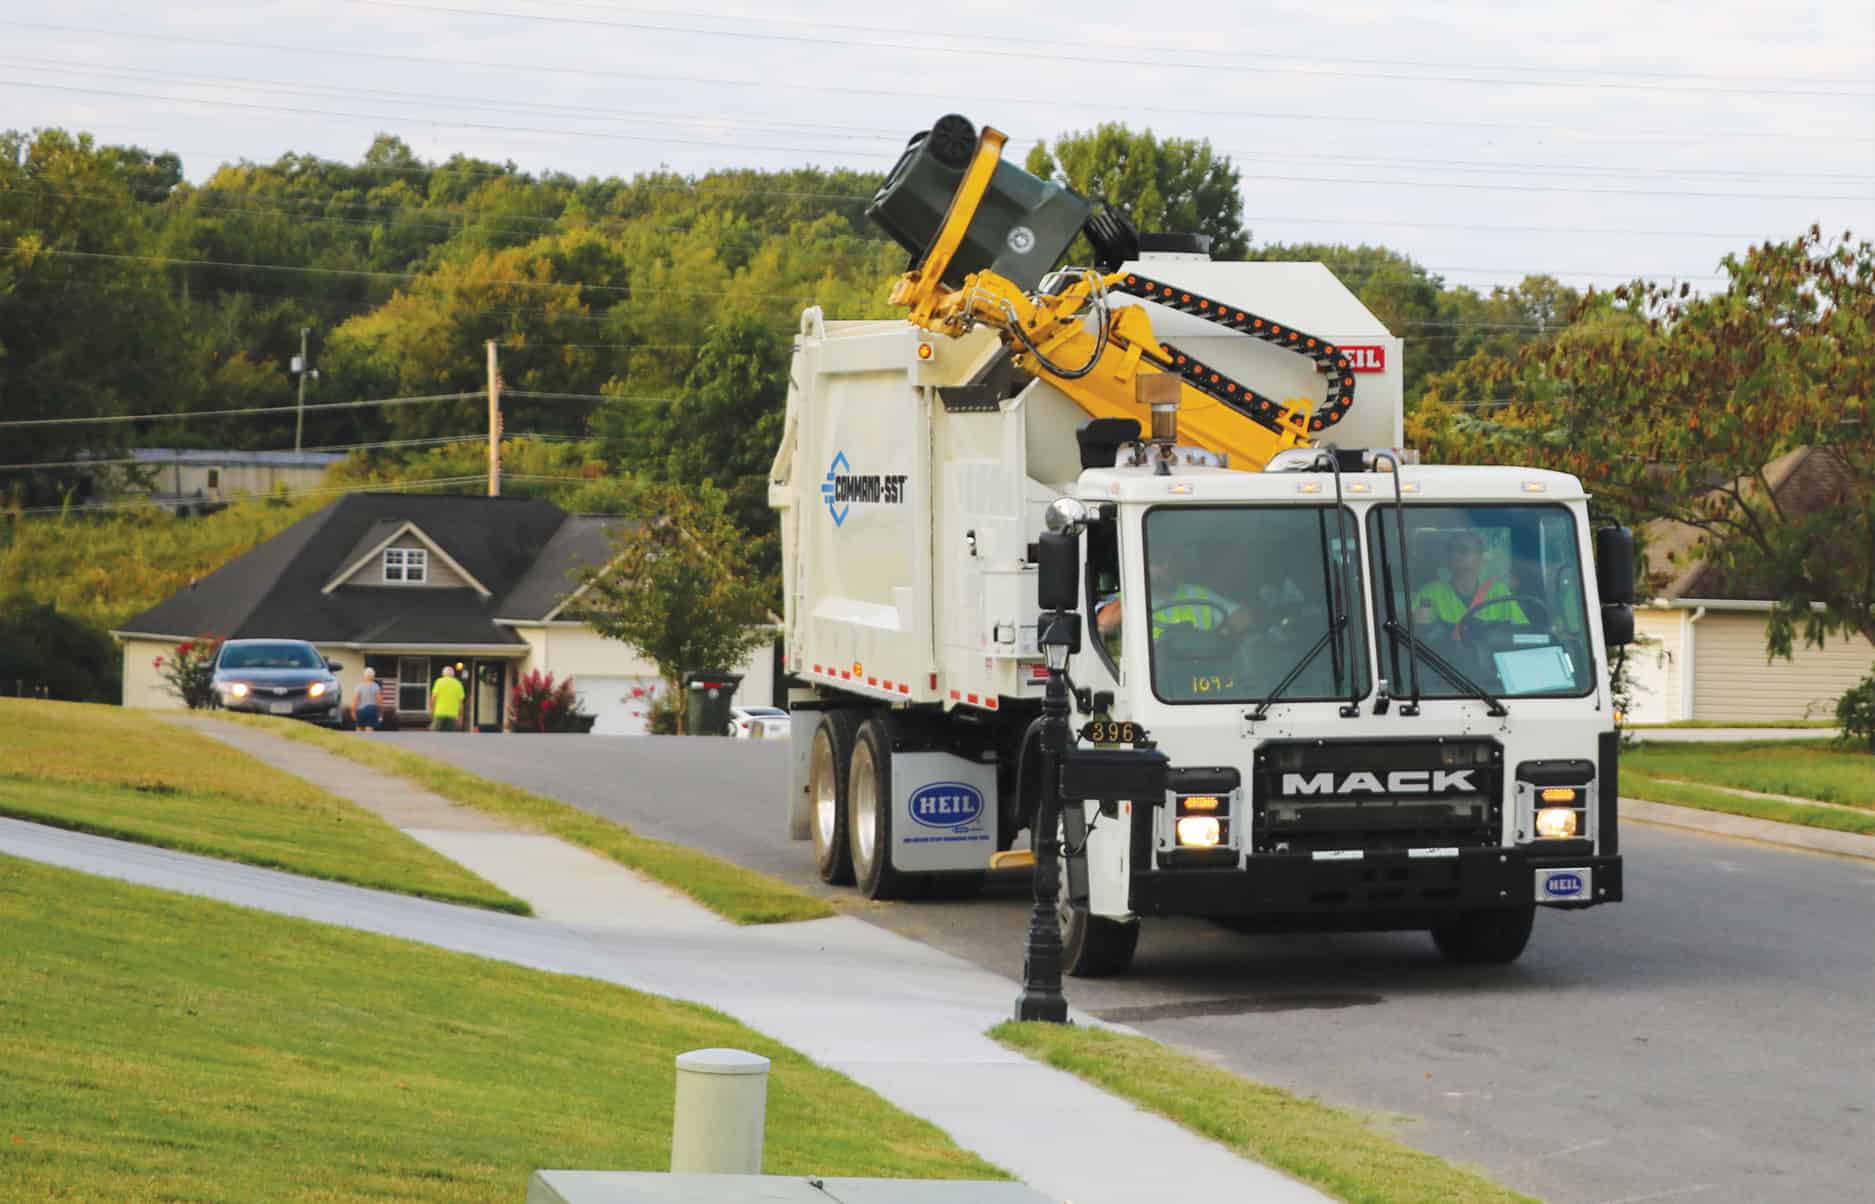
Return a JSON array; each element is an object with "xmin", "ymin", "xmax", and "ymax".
[{"xmin": 728, "ymin": 706, "xmax": 791, "ymax": 739}]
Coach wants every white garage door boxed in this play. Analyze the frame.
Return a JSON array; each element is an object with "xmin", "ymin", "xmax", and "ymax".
[{"xmin": 573, "ymin": 675, "xmax": 666, "ymax": 736}]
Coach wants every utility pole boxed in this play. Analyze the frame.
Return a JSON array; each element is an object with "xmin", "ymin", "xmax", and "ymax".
[
  {"xmin": 486, "ymin": 339, "xmax": 502, "ymax": 497},
  {"xmin": 293, "ymin": 328, "xmax": 312, "ymax": 452}
]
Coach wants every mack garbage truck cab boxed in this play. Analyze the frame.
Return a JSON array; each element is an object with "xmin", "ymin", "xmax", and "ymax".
[{"xmin": 768, "ymin": 115, "xmax": 1631, "ymax": 975}]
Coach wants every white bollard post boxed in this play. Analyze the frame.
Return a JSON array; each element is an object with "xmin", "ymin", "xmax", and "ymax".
[{"xmin": 670, "ymin": 1048, "xmax": 771, "ymax": 1174}]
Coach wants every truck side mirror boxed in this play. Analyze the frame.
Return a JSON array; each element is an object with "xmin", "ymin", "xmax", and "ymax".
[
  {"xmin": 1037, "ymin": 530, "xmax": 1080, "ymax": 611},
  {"xmin": 1594, "ymin": 526, "xmax": 1636, "ymax": 606},
  {"xmin": 1601, "ymin": 604, "xmax": 1635, "ymax": 649}
]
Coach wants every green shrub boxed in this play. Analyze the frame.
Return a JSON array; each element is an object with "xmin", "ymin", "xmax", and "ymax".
[
  {"xmin": 0, "ymin": 599, "xmax": 121, "ymax": 703},
  {"xmin": 1837, "ymin": 674, "xmax": 1875, "ymax": 753}
]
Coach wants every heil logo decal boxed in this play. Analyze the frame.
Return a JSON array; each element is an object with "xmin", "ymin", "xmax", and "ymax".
[
  {"xmin": 1545, "ymin": 872, "xmax": 1585, "ymax": 897},
  {"xmin": 822, "ymin": 450, "xmax": 907, "ymax": 528},
  {"xmin": 909, "ymin": 782, "xmax": 985, "ymax": 830}
]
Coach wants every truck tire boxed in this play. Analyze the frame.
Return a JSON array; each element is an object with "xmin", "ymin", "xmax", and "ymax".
[
  {"xmin": 1059, "ymin": 820, "xmax": 1138, "ymax": 977},
  {"xmin": 849, "ymin": 717, "xmax": 916, "ymax": 900},
  {"xmin": 809, "ymin": 711, "xmax": 859, "ymax": 885},
  {"xmin": 1430, "ymin": 906, "xmax": 1536, "ymax": 965}
]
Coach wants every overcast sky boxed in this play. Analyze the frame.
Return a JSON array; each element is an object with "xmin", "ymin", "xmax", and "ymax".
[{"xmin": 4, "ymin": 0, "xmax": 1871, "ymax": 296}]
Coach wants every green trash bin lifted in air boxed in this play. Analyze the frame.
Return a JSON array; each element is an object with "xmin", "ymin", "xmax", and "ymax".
[{"xmin": 684, "ymin": 670, "xmax": 742, "ymax": 736}]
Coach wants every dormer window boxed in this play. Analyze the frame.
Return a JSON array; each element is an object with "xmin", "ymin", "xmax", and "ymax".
[{"xmin": 383, "ymin": 547, "xmax": 428, "ymax": 583}]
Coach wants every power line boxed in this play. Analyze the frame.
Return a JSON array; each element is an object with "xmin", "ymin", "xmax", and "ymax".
[
  {"xmin": 9, "ymin": 54, "xmax": 1872, "ymax": 186},
  {"xmin": 8, "ymin": 176, "xmax": 1808, "ymax": 262},
  {"xmin": 0, "ymin": 391, "xmax": 483, "ymax": 430},
  {"xmin": 7, "ymin": 71, "xmax": 1849, "ymax": 201},
  {"xmin": 4, "ymin": 473, "xmax": 497, "ymax": 517},
  {"xmin": 11, "ymin": 75, "xmax": 1871, "ymax": 199},
  {"xmin": 6, "ymin": 246, "xmax": 836, "ymax": 303},
  {"xmin": 549, "ymin": 0, "xmax": 1875, "ymax": 88},
  {"xmin": 359, "ymin": 1, "xmax": 1875, "ymax": 100},
  {"xmin": 0, "ymin": 431, "xmax": 597, "ymax": 474},
  {"xmin": 5, "ymin": 19, "xmax": 1869, "ymax": 146}
]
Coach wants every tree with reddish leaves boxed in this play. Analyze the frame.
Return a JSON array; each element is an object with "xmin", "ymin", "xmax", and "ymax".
[{"xmin": 1423, "ymin": 227, "xmax": 1873, "ymax": 659}]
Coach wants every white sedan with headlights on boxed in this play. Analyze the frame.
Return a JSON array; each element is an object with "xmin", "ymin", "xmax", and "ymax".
[
  {"xmin": 726, "ymin": 705, "xmax": 790, "ymax": 739},
  {"xmin": 210, "ymin": 638, "xmax": 344, "ymax": 725}
]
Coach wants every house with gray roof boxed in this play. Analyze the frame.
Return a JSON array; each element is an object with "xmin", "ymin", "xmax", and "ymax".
[
  {"xmin": 113, "ymin": 492, "xmax": 773, "ymax": 733},
  {"xmin": 1624, "ymin": 448, "xmax": 1873, "ymax": 723}
]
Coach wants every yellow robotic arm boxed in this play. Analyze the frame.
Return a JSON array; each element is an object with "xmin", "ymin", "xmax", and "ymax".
[{"xmin": 885, "ymin": 124, "xmax": 1356, "ymax": 472}]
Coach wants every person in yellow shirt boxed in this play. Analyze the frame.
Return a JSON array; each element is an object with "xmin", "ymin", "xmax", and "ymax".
[
  {"xmin": 1414, "ymin": 531, "xmax": 1526, "ymax": 640},
  {"xmin": 429, "ymin": 664, "xmax": 466, "ymax": 731}
]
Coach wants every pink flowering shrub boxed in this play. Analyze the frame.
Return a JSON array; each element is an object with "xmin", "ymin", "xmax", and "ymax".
[
  {"xmin": 507, "ymin": 669, "xmax": 588, "ymax": 732},
  {"xmin": 157, "ymin": 636, "xmax": 223, "ymax": 709}
]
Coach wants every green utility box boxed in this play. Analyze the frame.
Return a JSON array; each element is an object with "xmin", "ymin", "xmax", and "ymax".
[{"xmin": 684, "ymin": 670, "xmax": 742, "ymax": 736}]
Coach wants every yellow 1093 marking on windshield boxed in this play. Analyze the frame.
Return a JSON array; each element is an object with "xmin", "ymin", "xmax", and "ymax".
[{"xmin": 1191, "ymin": 675, "xmax": 1235, "ymax": 693}]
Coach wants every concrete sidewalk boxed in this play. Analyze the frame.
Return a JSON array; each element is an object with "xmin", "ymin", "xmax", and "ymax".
[{"xmin": 58, "ymin": 720, "xmax": 1329, "ymax": 1204}]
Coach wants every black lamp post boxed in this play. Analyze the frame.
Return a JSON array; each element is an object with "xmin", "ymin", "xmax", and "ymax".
[
  {"xmin": 1015, "ymin": 508, "xmax": 1086, "ymax": 1024},
  {"xmin": 1015, "ymin": 606, "xmax": 1078, "ymax": 1023}
]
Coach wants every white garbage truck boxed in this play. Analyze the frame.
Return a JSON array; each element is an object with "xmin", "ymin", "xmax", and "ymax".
[{"xmin": 769, "ymin": 115, "xmax": 1631, "ymax": 974}]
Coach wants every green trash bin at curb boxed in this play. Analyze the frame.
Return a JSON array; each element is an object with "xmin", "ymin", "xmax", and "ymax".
[{"xmin": 685, "ymin": 670, "xmax": 742, "ymax": 736}]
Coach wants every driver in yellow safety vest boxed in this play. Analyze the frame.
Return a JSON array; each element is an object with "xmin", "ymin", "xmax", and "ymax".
[
  {"xmin": 1413, "ymin": 532, "xmax": 1526, "ymax": 637},
  {"xmin": 1095, "ymin": 544, "xmax": 1252, "ymax": 644}
]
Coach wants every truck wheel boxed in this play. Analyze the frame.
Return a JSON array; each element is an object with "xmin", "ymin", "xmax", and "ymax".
[
  {"xmin": 1059, "ymin": 825, "xmax": 1138, "ymax": 977},
  {"xmin": 1430, "ymin": 906, "xmax": 1536, "ymax": 965},
  {"xmin": 849, "ymin": 717, "xmax": 915, "ymax": 900},
  {"xmin": 809, "ymin": 711, "xmax": 858, "ymax": 885}
]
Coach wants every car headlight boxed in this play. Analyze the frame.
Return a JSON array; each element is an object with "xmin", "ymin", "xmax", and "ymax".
[
  {"xmin": 1535, "ymin": 807, "xmax": 1579, "ymax": 839},
  {"xmin": 308, "ymin": 681, "xmax": 327, "ymax": 699},
  {"xmin": 227, "ymin": 682, "xmax": 249, "ymax": 699}
]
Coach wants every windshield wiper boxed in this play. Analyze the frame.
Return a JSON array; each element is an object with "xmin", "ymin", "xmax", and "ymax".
[
  {"xmin": 1248, "ymin": 617, "xmax": 1348, "ymax": 722},
  {"xmin": 1379, "ymin": 620, "xmax": 1509, "ymax": 717}
]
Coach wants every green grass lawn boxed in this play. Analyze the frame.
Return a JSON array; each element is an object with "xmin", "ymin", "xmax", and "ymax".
[
  {"xmin": 1625, "ymin": 719, "xmax": 1838, "ymax": 729},
  {"xmin": 1626, "ymin": 739, "xmax": 1873, "ymax": 809},
  {"xmin": 0, "ymin": 700, "xmax": 527, "ymax": 913},
  {"xmin": 1623, "ymin": 772, "xmax": 1875, "ymax": 836},
  {"xmin": 213, "ymin": 713, "xmax": 836, "ymax": 926},
  {"xmin": 993, "ymin": 1023, "xmax": 1533, "ymax": 1204},
  {"xmin": 0, "ymin": 855, "xmax": 1004, "ymax": 1201}
]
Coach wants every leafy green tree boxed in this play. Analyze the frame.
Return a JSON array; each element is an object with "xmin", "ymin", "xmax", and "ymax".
[
  {"xmin": 1255, "ymin": 243, "xmax": 1456, "ymax": 395},
  {"xmin": 1434, "ymin": 228, "xmax": 1874, "ymax": 656},
  {"xmin": 1026, "ymin": 125, "xmax": 1248, "ymax": 258},
  {"xmin": 569, "ymin": 482, "xmax": 774, "ymax": 734},
  {"xmin": 604, "ymin": 312, "xmax": 788, "ymax": 554},
  {"xmin": 0, "ymin": 129, "xmax": 197, "ymax": 501}
]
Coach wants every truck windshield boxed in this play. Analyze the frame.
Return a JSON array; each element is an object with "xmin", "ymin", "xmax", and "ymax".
[
  {"xmin": 1367, "ymin": 504, "xmax": 1593, "ymax": 699},
  {"xmin": 1143, "ymin": 506, "xmax": 1369, "ymax": 705}
]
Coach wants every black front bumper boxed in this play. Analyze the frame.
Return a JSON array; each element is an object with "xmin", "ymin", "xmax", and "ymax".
[{"xmin": 1131, "ymin": 847, "xmax": 1622, "ymax": 931}]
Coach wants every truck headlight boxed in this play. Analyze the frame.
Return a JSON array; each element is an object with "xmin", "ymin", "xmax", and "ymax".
[
  {"xmin": 227, "ymin": 682, "xmax": 249, "ymax": 699},
  {"xmin": 1535, "ymin": 807, "xmax": 1579, "ymax": 839},
  {"xmin": 1176, "ymin": 816, "xmax": 1221, "ymax": 847}
]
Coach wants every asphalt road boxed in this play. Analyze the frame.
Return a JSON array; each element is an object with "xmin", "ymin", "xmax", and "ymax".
[{"xmin": 387, "ymin": 732, "xmax": 1875, "ymax": 1204}]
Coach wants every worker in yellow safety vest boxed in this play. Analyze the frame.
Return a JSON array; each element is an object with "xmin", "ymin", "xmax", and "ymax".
[
  {"xmin": 1096, "ymin": 541, "xmax": 1253, "ymax": 644},
  {"xmin": 1414, "ymin": 531, "xmax": 1526, "ymax": 638}
]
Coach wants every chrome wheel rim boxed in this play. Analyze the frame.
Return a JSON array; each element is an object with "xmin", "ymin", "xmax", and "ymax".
[
  {"xmin": 812, "ymin": 730, "xmax": 837, "ymax": 851},
  {"xmin": 852, "ymin": 740, "xmax": 878, "ymax": 870}
]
